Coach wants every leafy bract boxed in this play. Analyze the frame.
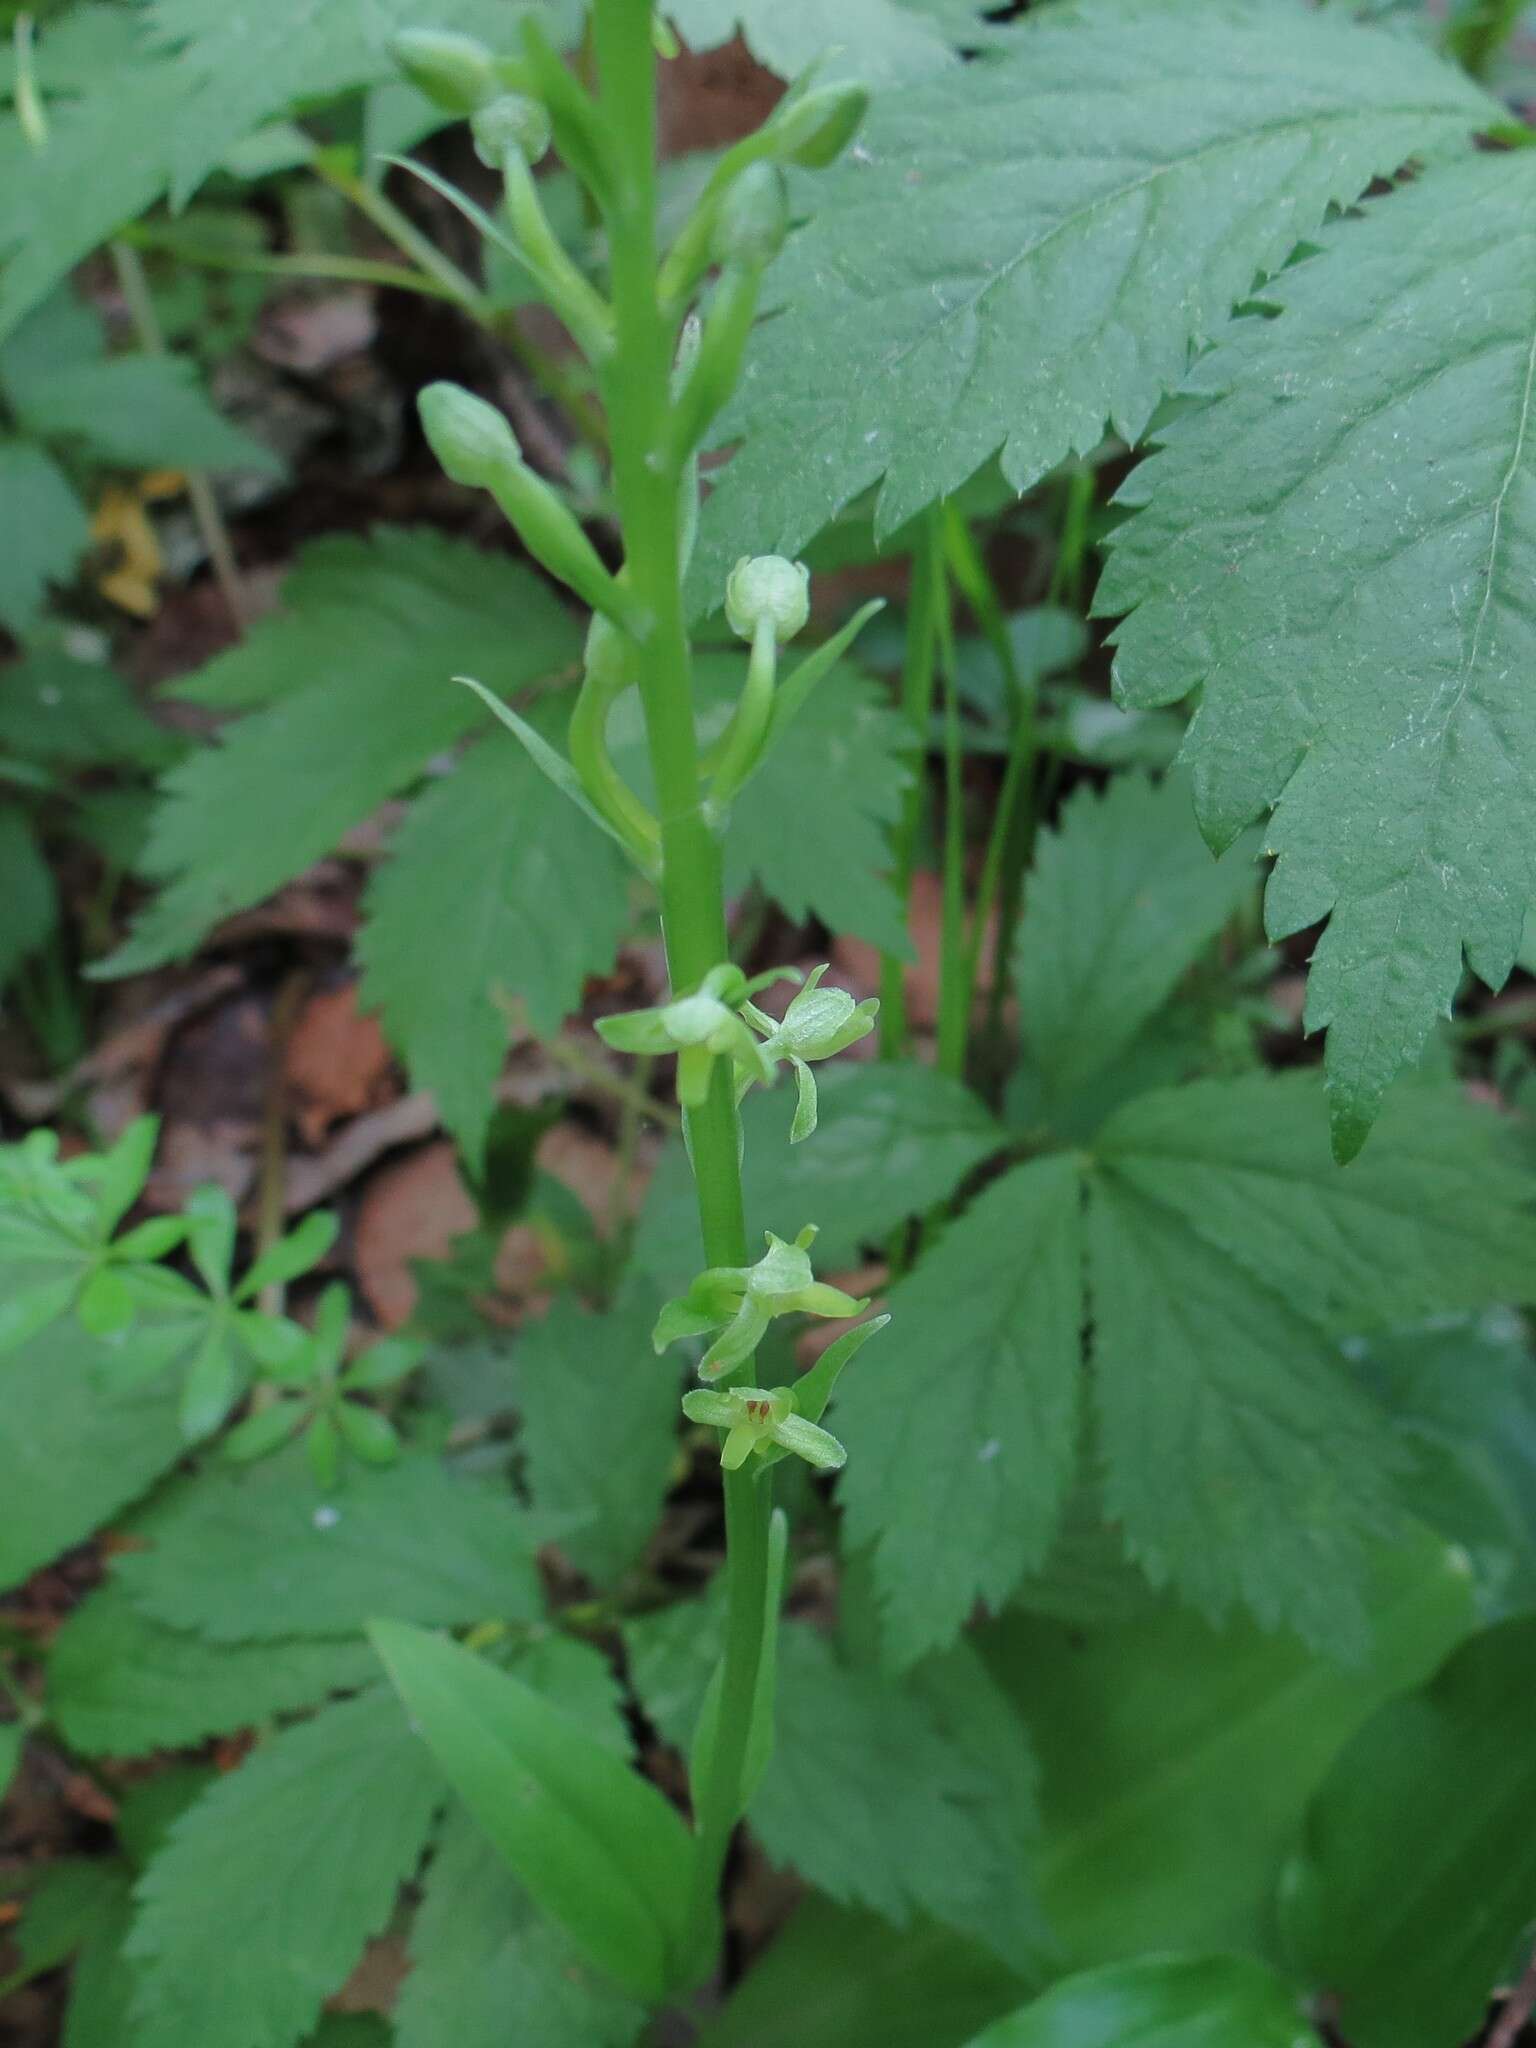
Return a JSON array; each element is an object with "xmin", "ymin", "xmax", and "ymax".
[
  {"xmin": 103, "ymin": 530, "xmax": 579, "ymax": 977},
  {"xmin": 1281, "ymin": 1613, "xmax": 1536, "ymax": 2048},
  {"xmin": 837, "ymin": 1156, "xmax": 1085, "ymax": 1669},
  {"xmin": 359, "ymin": 712, "xmax": 630, "ymax": 1170},
  {"xmin": 1104, "ymin": 151, "xmax": 1536, "ymax": 1156},
  {"xmin": 48, "ymin": 1580, "xmax": 376, "ymax": 1756},
  {"xmin": 126, "ymin": 1689, "xmax": 442, "ymax": 2048},
  {"xmin": 114, "ymin": 1445, "xmax": 544, "ymax": 1641},
  {"xmin": 665, "ymin": 0, "xmax": 960, "ymax": 83},
  {"xmin": 0, "ymin": 1321, "xmax": 184, "ymax": 1592},
  {"xmin": 962, "ymin": 1955, "xmax": 1310, "ymax": 2048},
  {"xmin": 395, "ymin": 1806, "xmax": 644, "ymax": 2048},
  {"xmin": 0, "ymin": 437, "xmax": 89, "ymax": 635},
  {"xmin": 370, "ymin": 1619, "xmax": 699, "ymax": 2003},
  {"xmin": 987, "ymin": 1528, "xmax": 1473, "ymax": 1967},
  {"xmin": 634, "ymin": 1061, "xmax": 996, "ymax": 1290},
  {"xmin": 513, "ymin": 1288, "xmax": 677, "ymax": 1587},
  {"xmin": 690, "ymin": 0, "xmax": 1495, "ymax": 603},
  {"xmin": 1016, "ymin": 773, "xmax": 1256, "ymax": 1106}
]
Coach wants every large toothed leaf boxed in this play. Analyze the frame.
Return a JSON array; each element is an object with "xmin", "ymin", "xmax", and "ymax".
[
  {"xmin": 666, "ymin": 0, "xmax": 962, "ymax": 83},
  {"xmin": 358, "ymin": 708, "xmax": 630, "ymax": 1171},
  {"xmin": 101, "ymin": 530, "xmax": 579, "ymax": 978},
  {"xmin": 126, "ymin": 1690, "xmax": 442, "ymax": 2048},
  {"xmin": 690, "ymin": 0, "xmax": 1495, "ymax": 603},
  {"xmin": 1103, "ymin": 150, "xmax": 1536, "ymax": 1156},
  {"xmin": 836, "ymin": 1154, "xmax": 1086, "ymax": 1669}
]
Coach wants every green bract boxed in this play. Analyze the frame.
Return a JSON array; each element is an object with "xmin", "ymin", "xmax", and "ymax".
[
  {"xmin": 654, "ymin": 1225, "xmax": 870, "ymax": 1380},
  {"xmin": 682, "ymin": 1385, "xmax": 846, "ymax": 1472}
]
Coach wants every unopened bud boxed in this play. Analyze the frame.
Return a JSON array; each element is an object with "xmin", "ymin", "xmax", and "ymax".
[
  {"xmin": 392, "ymin": 28, "xmax": 499, "ymax": 113},
  {"xmin": 418, "ymin": 381, "xmax": 518, "ymax": 489},
  {"xmin": 471, "ymin": 92, "xmax": 551, "ymax": 169},
  {"xmin": 711, "ymin": 162, "xmax": 789, "ymax": 271},
  {"xmin": 726, "ymin": 555, "xmax": 810, "ymax": 644},
  {"xmin": 771, "ymin": 81, "xmax": 868, "ymax": 169}
]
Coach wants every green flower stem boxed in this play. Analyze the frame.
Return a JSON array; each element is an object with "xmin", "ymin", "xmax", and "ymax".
[
  {"xmin": 879, "ymin": 509, "xmax": 945, "ymax": 1061},
  {"xmin": 591, "ymin": 0, "xmax": 771, "ymax": 1970}
]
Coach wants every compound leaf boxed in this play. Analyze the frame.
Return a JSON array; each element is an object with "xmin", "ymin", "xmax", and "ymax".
[
  {"xmin": 961, "ymin": 1954, "xmax": 1310, "ymax": 2048},
  {"xmin": 692, "ymin": 0, "xmax": 1494, "ymax": 602},
  {"xmin": 102, "ymin": 530, "xmax": 579, "ymax": 977},
  {"xmin": 836, "ymin": 1154, "xmax": 1085, "ymax": 1669},
  {"xmin": 1103, "ymin": 151, "xmax": 1536, "ymax": 1156},
  {"xmin": 127, "ymin": 1689, "xmax": 442, "ymax": 2048}
]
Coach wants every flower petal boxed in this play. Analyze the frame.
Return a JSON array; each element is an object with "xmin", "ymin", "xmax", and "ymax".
[{"xmin": 770, "ymin": 1412, "xmax": 847, "ymax": 1471}]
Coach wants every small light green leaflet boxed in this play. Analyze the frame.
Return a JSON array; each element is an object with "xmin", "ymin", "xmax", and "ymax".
[
  {"xmin": 126, "ymin": 1689, "xmax": 443, "ymax": 2048},
  {"xmin": 695, "ymin": 1898, "xmax": 1030, "ymax": 2048},
  {"xmin": 0, "ymin": 436, "xmax": 89, "ymax": 636},
  {"xmin": 689, "ymin": 0, "xmax": 1496, "ymax": 605},
  {"xmin": 369, "ymin": 1619, "xmax": 702, "ymax": 2003},
  {"xmin": 114, "ymin": 1444, "xmax": 545, "ymax": 1641},
  {"xmin": 665, "ymin": 0, "xmax": 960, "ymax": 83},
  {"xmin": 0, "ymin": 1320, "xmax": 185, "ymax": 1593},
  {"xmin": 101, "ymin": 529, "xmax": 580, "ymax": 978},
  {"xmin": 1103, "ymin": 150, "xmax": 1536, "ymax": 1158},
  {"xmin": 1280, "ymin": 1613, "xmax": 1536, "ymax": 2048},
  {"xmin": 358, "ymin": 710, "xmax": 631, "ymax": 1171},
  {"xmin": 1015, "ymin": 772, "xmax": 1257, "ymax": 1108},
  {"xmin": 961, "ymin": 1954, "xmax": 1312, "ymax": 2048},
  {"xmin": 984, "ymin": 1528, "xmax": 1474, "ymax": 1968},
  {"xmin": 47, "ymin": 1579, "xmax": 377, "ymax": 1757},
  {"xmin": 395, "ymin": 1806, "xmax": 645, "ymax": 2048}
]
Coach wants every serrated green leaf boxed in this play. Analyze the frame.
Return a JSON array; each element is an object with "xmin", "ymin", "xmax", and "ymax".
[
  {"xmin": 1095, "ymin": 1074, "xmax": 1536, "ymax": 1332},
  {"xmin": 666, "ymin": 0, "xmax": 959, "ymax": 82},
  {"xmin": 1087, "ymin": 1169, "xmax": 1405, "ymax": 1656},
  {"xmin": 633, "ymin": 1061, "xmax": 997, "ymax": 1291},
  {"xmin": 11, "ymin": 1857, "xmax": 130, "ymax": 1978},
  {"xmin": 47, "ymin": 1580, "xmax": 377, "ymax": 1756},
  {"xmin": 0, "ymin": 436, "xmax": 90, "ymax": 635},
  {"xmin": 370, "ymin": 1619, "xmax": 699, "ymax": 2003},
  {"xmin": 1016, "ymin": 773, "xmax": 1256, "ymax": 1105},
  {"xmin": 837, "ymin": 1155, "xmax": 1085, "ymax": 1668},
  {"xmin": 126, "ymin": 1689, "xmax": 442, "ymax": 2048},
  {"xmin": 695, "ymin": 1898, "xmax": 1028, "ymax": 2048},
  {"xmin": 13, "ymin": 353, "xmax": 280, "ymax": 475},
  {"xmin": 0, "ymin": 805, "xmax": 58, "ymax": 986},
  {"xmin": 726, "ymin": 661, "xmax": 913, "ymax": 954},
  {"xmin": 514, "ymin": 1288, "xmax": 677, "ymax": 1587},
  {"xmin": 102, "ymin": 530, "xmax": 579, "ymax": 977},
  {"xmin": 986, "ymin": 1526, "xmax": 1473, "ymax": 1968},
  {"xmin": 690, "ymin": 0, "xmax": 1495, "ymax": 603},
  {"xmin": 962, "ymin": 1954, "xmax": 1311, "ymax": 2048},
  {"xmin": 358, "ymin": 714, "xmax": 630, "ymax": 1170},
  {"xmin": 0, "ymin": 1320, "xmax": 185, "ymax": 1592},
  {"xmin": 395, "ymin": 1806, "xmax": 644, "ymax": 2048},
  {"xmin": 1282, "ymin": 1614, "xmax": 1536, "ymax": 2048},
  {"xmin": 114, "ymin": 1443, "xmax": 544, "ymax": 1641},
  {"xmin": 1103, "ymin": 150, "xmax": 1536, "ymax": 1155},
  {"xmin": 0, "ymin": 648, "xmax": 178, "ymax": 772}
]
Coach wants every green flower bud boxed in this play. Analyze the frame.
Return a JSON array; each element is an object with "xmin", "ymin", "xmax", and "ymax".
[
  {"xmin": 654, "ymin": 1225, "xmax": 870, "ymax": 1381},
  {"xmin": 682, "ymin": 1384, "xmax": 846, "ymax": 1473},
  {"xmin": 726, "ymin": 555, "xmax": 811, "ymax": 644},
  {"xmin": 391, "ymin": 28, "xmax": 499, "ymax": 114},
  {"xmin": 471, "ymin": 92, "xmax": 552, "ymax": 169},
  {"xmin": 770, "ymin": 80, "xmax": 869, "ymax": 170},
  {"xmin": 710, "ymin": 162, "xmax": 790, "ymax": 271},
  {"xmin": 418, "ymin": 382, "xmax": 640, "ymax": 631}
]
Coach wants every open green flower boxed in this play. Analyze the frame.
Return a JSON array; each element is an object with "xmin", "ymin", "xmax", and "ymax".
[
  {"xmin": 596, "ymin": 964, "xmax": 783, "ymax": 1109},
  {"xmin": 653, "ymin": 1224, "xmax": 869, "ymax": 1380},
  {"xmin": 682, "ymin": 1385, "xmax": 846, "ymax": 1472},
  {"xmin": 741, "ymin": 964, "xmax": 880, "ymax": 1140}
]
